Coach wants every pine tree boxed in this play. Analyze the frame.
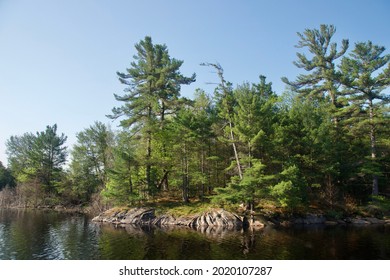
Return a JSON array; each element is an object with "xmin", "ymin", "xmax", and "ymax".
[
  {"xmin": 103, "ymin": 131, "xmax": 140, "ymax": 205},
  {"xmin": 6, "ymin": 124, "xmax": 67, "ymax": 195},
  {"xmin": 69, "ymin": 122, "xmax": 114, "ymax": 202},
  {"xmin": 169, "ymin": 89, "xmax": 216, "ymax": 202},
  {"xmin": 281, "ymin": 25, "xmax": 350, "ymax": 201},
  {"xmin": 340, "ymin": 41, "xmax": 390, "ymax": 196},
  {"xmin": 171, "ymin": 108, "xmax": 193, "ymax": 203},
  {"xmin": 201, "ymin": 62, "xmax": 243, "ymax": 179},
  {"xmin": 0, "ymin": 161, "xmax": 15, "ymax": 190},
  {"xmin": 212, "ymin": 159, "xmax": 274, "ymax": 210},
  {"xmin": 233, "ymin": 76, "xmax": 278, "ymax": 168},
  {"xmin": 32, "ymin": 124, "xmax": 67, "ymax": 193},
  {"xmin": 282, "ymin": 24, "xmax": 349, "ymax": 124},
  {"xmin": 6, "ymin": 133, "xmax": 35, "ymax": 181},
  {"xmin": 270, "ymin": 165, "xmax": 306, "ymax": 211},
  {"xmin": 192, "ymin": 90, "xmax": 216, "ymax": 199},
  {"xmin": 108, "ymin": 36, "xmax": 195, "ymax": 196},
  {"xmin": 274, "ymin": 92, "xmax": 339, "ymax": 206}
]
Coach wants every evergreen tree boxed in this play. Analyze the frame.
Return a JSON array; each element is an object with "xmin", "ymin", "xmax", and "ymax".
[
  {"xmin": 270, "ymin": 165, "xmax": 306, "ymax": 211},
  {"xmin": 103, "ymin": 131, "xmax": 140, "ymax": 205},
  {"xmin": 169, "ymin": 89, "xmax": 216, "ymax": 202},
  {"xmin": 171, "ymin": 108, "xmax": 194, "ymax": 203},
  {"xmin": 212, "ymin": 76, "xmax": 279, "ymax": 210},
  {"xmin": 274, "ymin": 93, "xmax": 339, "ymax": 206},
  {"xmin": 69, "ymin": 122, "xmax": 114, "ymax": 202},
  {"xmin": 31, "ymin": 124, "xmax": 67, "ymax": 193},
  {"xmin": 233, "ymin": 76, "xmax": 278, "ymax": 168},
  {"xmin": 0, "ymin": 161, "xmax": 15, "ymax": 190},
  {"xmin": 202, "ymin": 62, "xmax": 243, "ymax": 179},
  {"xmin": 282, "ymin": 24, "xmax": 349, "ymax": 124},
  {"xmin": 6, "ymin": 125, "xmax": 67, "ymax": 196},
  {"xmin": 191, "ymin": 89, "xmax": 216, "ymax": 199},
  {"xmin": 108, "ymin": 36, "xmax": 195, "ymax": 196},
  {"xmin": 340, "ymin": 41, "xmax": 390, "ymax": 196},
  {"xmin": 6, "ymin": 132, "xmax": 36, "ymax": 181},
  {"xmin": 281, "ymin": 25, "xmax": 350, "ymax": 201},
  {"xmin": 212, "ymin": 159, "xmax": 274, "ymax": 210}
]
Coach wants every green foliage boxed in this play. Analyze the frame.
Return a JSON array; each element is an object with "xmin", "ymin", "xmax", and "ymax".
[
  {"xmin": 212, "ymin": 159, "xmax": 274, "ymax": 207},
  {"xmin": 108, "ymin": 36, "xmax": 195, "ymax": 196},
  {"xmin": 32, "ymin": 124, "xmax": 67, "ymax": 192},
  {"xmin": 170, "ymin": 104, "xmax": 207, "ymax": 202},
  {"xmin": 279, "ymin": 25, "xmax": 390, "ymax": 204},
  {"xmin": 274, "ymin": 96, "xmax": 334, "ymax": 182},
  {"xmin": 203, "ymin": 62, "xmax": 244, "ymax": 180},
  {"xmin": 269, "ymin": 165, "xmax": 306, "ymax": 210},
  {"xmin": 6, "ymin": 124, "xmax": 67, "ymax": 195},
  {"xmin": 102, "ymin": 131, "xmax": 142, "ymax": 205},
  {"xmin": 370, "ymin": 196, "xmax": 390, "ymax": 213},
  {"xmin": 68, "ymin": 122, "xmax": 114, "ymax": 203},
  {"xmin": 0, "ymin": 161, "xmax": 15, "ymax": 190},
  {"xmin": 340, "ymin": 41, "xmax": 390, "ymax": 195},
  {"xmin": 282, "ymin": 24, "xmax": 349, "ymax": 110},
  {"xmin": 233, "ymin": 76, "xmax": 279, "ymax": 167},
  {"xmin": 3, "ymin": 31, "xmax": 389, "ymax": 214}
]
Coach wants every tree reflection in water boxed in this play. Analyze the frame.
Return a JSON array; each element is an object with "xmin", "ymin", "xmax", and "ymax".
[{"xmin": 1, "ymin": 209, "xmax": 389, "ymax": 260}]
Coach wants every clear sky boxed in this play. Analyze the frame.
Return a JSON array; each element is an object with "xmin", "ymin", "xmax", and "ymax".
[{"xmin": 1, "ymin": 0, "xmax": 389, "ymax": 165}]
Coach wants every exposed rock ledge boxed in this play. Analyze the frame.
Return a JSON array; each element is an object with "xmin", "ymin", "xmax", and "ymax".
[{"xmin": 92, "ymin": 207, "xmax": 256, "ymax": 229}]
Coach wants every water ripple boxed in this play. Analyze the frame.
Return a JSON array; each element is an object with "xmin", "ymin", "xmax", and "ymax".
[{"xmin": 1, "ymin": 209, "xmax": 390, "ymax": 259}]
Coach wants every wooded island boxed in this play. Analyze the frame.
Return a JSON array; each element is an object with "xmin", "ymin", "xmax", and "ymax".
[{"xmin": 1, "ymin": 25, "xmax": 389, "ymax": 220}]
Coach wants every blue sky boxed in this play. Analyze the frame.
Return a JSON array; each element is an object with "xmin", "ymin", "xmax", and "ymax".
[{"xmin": 1, "ymin": 0, "xmax": 389, "ymax": 165}]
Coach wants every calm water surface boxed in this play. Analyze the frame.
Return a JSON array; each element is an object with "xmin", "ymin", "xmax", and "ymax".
[{"xmin": 0, "ymin": 208, "xmax": 389, "ymax": 260}]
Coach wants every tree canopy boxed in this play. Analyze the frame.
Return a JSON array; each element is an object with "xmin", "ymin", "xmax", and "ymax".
[{"xmin": 2, "ymin": 30, "xmax": 389, "ymax": 214}]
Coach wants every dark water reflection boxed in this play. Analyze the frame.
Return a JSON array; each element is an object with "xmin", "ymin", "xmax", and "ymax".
[
  {"xmin": 0, "ymin": 209, "xmax": 389, "ymax": 260},
  {"xmin": 0, "ymin": 208, "xmax": 99, "ymax": 259}
]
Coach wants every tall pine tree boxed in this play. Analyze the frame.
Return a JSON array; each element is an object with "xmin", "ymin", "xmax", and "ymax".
[
  {"xmin": 340, "ymin": 41, "xmax": 390, "ymax": 196},
  {"xmin": 282, "ymin": 24, "xmax": 349, "ymax": 124},
  {"xmin": 108, "ymin": 36, "xmax": 195, "ymax": 196}
]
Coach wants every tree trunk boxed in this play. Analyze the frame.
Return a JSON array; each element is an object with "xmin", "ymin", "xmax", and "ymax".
[
  {"xmin": 229, "ymin": 121, "xmax": 243, "ymax": 180},
  {"xmin": 369, "ymin": 99, "xmax": 379, "ymax": 196},
  {"xmin": 201, "ymin": 148, "xmax": 205, "ymax": 200},
  {"xmin": 146, "ymin": 133, "xmax": 152, "ymax": 195},
  {"xmin": 182, "ymin": 142, "xmax": 189, "ymax": 203},
  {"xmin": 157, "ymin": 170, "xmax": 169, "ymax": 191},
  {"xmin": 127, "ymin": 161, "xmax": 133, "ymax": 194},
  {"xmin": 146, "ymin": 105, "xmax": 153, "ymax": 197},
  {"xmin": 159, "ymin": 100, "xmax": 170, "ymax": 191}
]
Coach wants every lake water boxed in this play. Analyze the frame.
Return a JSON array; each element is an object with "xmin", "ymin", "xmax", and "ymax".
[{"xmin": 0, "ymin": 208, "xmax": 389, "ymax": 260}]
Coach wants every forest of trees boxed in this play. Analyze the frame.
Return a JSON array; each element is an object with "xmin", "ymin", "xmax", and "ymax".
[{"xmin": 1, "ymin": 25, "xmax": 389, "ymax": 214}]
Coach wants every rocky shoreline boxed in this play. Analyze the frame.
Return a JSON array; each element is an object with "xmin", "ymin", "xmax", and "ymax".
[
  {"xmin": 92, "ymin": 207, "xmax": 390, "ymax": 229},
  {"xmin": 92, "ymin": 207, "xmax": 253, "ymax": 229}
]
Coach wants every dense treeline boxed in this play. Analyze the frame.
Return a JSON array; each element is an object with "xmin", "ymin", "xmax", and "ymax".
[{"xmin": 1, "ymin": 25, "xmax": 389, "ymax": 214}]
